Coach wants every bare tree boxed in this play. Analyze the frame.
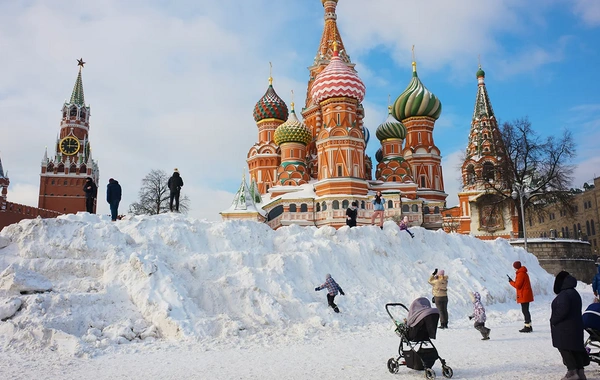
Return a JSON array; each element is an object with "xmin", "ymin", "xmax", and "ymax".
[
  {"xmin": 129, "ymin": 169, "xmax": 190, "ymax": 215},
  {"xmin": 488, "ymin": 117, "xmax": 576, "ymax": 235}
]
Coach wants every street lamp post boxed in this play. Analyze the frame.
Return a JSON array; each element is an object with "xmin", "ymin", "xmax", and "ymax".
[{"xmin": 511, "ymin": 186, "xmax": 529, "ymax": 252}]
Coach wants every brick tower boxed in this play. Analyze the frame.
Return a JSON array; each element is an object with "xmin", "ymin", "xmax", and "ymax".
[{"xmin": 38, "ymin": 59, "xmax": 99, "ymax": 214}]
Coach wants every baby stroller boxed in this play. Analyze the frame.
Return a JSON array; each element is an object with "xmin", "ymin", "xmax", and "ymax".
[
  {"xmin": 583, "ymin": 303, "xmax": 600, "ymax": 365},
  {"xmin": 386, "ymin": 298, "xmax": 453, "ymax": 379}
]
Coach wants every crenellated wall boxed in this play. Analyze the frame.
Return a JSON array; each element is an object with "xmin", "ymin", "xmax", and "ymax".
[{"xmin": 0, "ymin": 200, "xmax": 61, "ymax": 231}]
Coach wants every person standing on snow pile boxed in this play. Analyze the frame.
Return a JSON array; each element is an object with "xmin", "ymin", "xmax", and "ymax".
[
  {"xmin": 468, "ymin": 291, "xmax": 491, "ymax": 340},
  {"xmin": 346, "ymin": 201, "xmax": 358, "ymax": 227},
  {"xmin": 550, "ymin": 271, "xmax": 589, "ymax": 380},
  {"xmin": 398, "ymin": 215, "xmax": 414, "ymax": 238},
  {"xmin": 508, "ymin": 261, "xmax": 534, "ymax": 333},
  {"xmin": 428, "ymin": 269, "xmax": 449, "ymax": 329},
  {"xmin": 83, "ymin": 177, "xmax": 97, "ymax": 214},
  {"xmin": 591, "ymin": 261, "xmax": 600, "ymax": 302},
  {"xmin": 315, "ymin": 274, "xmax": 345, "ymax": 313},
  {"xmin": 168, "ymin": 168, "xmax": 184, "ymax": 212},
  {"xmin": 371, "ymin": 191, "xmax": 385, "ymax": 229},
  {"xmin": 106, "ymin": 178, "xmax": 122, "ymax": 222}
]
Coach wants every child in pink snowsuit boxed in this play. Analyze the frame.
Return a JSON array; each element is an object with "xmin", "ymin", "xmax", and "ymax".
[
  {"xmin": 398, "ymin": 216, "xmax": 414, "ymax": 238},
  {"xmin": 469, "ymin": 291, "xmax": 491, "ymax": 340}
]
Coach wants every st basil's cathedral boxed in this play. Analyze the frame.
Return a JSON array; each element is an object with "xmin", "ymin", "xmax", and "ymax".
[{"xmin": 221, "ymin": 0, "xmax": 448, "ymax": 229}]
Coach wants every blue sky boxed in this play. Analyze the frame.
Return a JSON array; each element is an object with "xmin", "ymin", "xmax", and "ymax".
[{"xmin": 0, "ymin": 0, "xmax": 599, "ymax": 221}]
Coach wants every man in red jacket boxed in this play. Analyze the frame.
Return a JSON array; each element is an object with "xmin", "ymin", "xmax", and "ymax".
[{"xmin": 509, "ymin": 261, "xmax": 534, "ymax": 332}]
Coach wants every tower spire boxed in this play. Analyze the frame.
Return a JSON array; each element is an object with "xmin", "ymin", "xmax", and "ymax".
[
  {"xmin": 70, "ymin": 58, "xmax": 86, "ymax": 105},
  {"xmin": 315, "ymin": 0, "xmax": 349, "ymax": 64},
  {"xmin": 0, "ymin": 154, "xmax": 5, "ymax": 178}
]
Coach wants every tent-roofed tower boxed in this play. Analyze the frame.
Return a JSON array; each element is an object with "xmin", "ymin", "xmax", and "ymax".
[
  {"xmin": 450, "ymin": 65, "xmax": 517, "ymax": 237},
  {"xmin": 38, "ymin": 59, "xmax": 100, "ymax": 214},
  {"xmin": 220, "ymin": 173, "xmax": 265, "ymax": 222}
]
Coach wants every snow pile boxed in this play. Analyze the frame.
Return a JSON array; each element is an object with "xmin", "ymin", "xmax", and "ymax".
[{"xmin": 0, "ymin": 213, "xmax": 560, "ymax": 357}]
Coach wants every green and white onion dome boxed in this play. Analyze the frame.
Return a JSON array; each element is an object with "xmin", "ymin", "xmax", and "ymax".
[
  {"xmin": 392, "ymin": 62, "xmax": 442, "ymax": 121},
  {"xmin": 274, "ymin": 104, "xmax": 312, "ymax": 146},
  {"xmin": 376, "ymin": 106, "xmax": 407, "ymax": 141}
]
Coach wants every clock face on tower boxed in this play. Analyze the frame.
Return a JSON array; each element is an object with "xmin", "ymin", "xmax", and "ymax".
[{"xmin": 59, "ymin": 136, "xmax": 80, "ymax": 155}]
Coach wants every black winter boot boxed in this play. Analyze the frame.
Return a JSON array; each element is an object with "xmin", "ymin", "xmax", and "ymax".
[
  {"xmin": 519, "ymin": 324, "xmax": 532, "ymax": 333},
  {"xmin": 577, "ymin": 368, "xmax": 587, "ymax": 380}
]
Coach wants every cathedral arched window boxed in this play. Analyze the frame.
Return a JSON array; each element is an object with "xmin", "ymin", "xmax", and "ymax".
[
  {"xmin": 586, "ymin": 221, "xmax": 591, "ymax": 236},
  {"xmin": 423, "ymin": 206, "xmax": 430, "ymax": 215},
  {"xmin": 80, "ymin": 109, "xmax": 87, "ymax": 120},
  {"xmin": 300, "ymin": 203, "xmax": 308, "ymax": 213},
  {"xmin": 402, "ymin": 205, "xmax": 409, "ymax": 213},
  {"xmin": 420, "ymin": 176, "xmax": 426, "ymax": 188},
  {"xmin": 342, "ymin": 200, "xmax": 349, "ymax": 209},
  {"xmin": 412, "ymin": 204, "xmax": 419, "ymax": 212},
  {"xmin": 316, "ymin": 202, "xmax": 321, "ymax": 212},
  {"xmin": 434, "ymin": 206, "xmax": 440, "ymax": 214},
  {"xmin": 482, "ymin": 162, "xmax": 495, "ymax": 182},
  {"xmin": 337, "ymin": 166, "xmax": 342, "ymax": 177},
  {"xmin": 57, "ymin": 163, "xmax": 64, "ymax": 173},
  {"xmin": 466, "ymin": 165, "xmax": 475, "ymax": 184},
  {"xmin": 332, "ymin": 200, "xmax": 340, "ymax": 210},
  {"xmin": 387, "ymin": 200, "xmax": 393, "ymax": 209},
  {"xmin": 418, "ymin": 132, "xmax": 422, "ymax": 143},
  {"xmin": 80, "ymin": 164, "xmax": 87, "ymax": 173},
  {"xmin": 69, "ymin": 164, "xmax": 77, "ymax": 173},
  {"xmin": 322, "ymin": 201, "xmax": 327, "ymax": 211},
  {"xmin": 361, "ymin": 201, "xmax": 365, "ymax": 209},
  {"xmin": 70, "ymin": 106, "xmax": 77, "ymax": 117}
]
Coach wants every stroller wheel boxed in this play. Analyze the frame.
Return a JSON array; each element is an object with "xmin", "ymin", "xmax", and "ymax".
[
  {"xmin": 387, "ymin": 358, "xmax": 399, "ymax": 374},
  {"xmin": 424, "ymin": 368, "xmax": 436, "ymax": 379},
  {"xmin": 442, "ymin": 365, "xmax": 453, "ymax": 378}
]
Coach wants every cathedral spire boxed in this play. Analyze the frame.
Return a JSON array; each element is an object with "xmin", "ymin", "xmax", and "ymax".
[
  {"xmin": 315, "ymin": 0, "xmax": 350, "ymax": 64},
  {"xmin": 472, "ymin": 64, "xmax": 495, "ymax": 120},
  {"xmin": 70, "ymin": 58, "xmax": 86, "ymax": 106},
  {"xmin": 0, "ymin": 154, "xmax": 5, "ymax": 178}
]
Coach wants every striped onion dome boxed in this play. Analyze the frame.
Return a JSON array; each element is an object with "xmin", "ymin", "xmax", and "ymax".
[
  {"xmin": 274, "ymin": 103, "xmax": 312, "ymax": 146},
  {"xmin": 392, "ymin": 62, "xmax": 442, "ymax": 121},
  {"xmin": 376, "ymin": 106, "xmax": 406, "ymax": 141},
  {"xmin": 310, "ymin": 47, "xmax": 365, "ymax": 105},
  {"xmin": 375, "ymin": 148, "xmax": 383, "ymax": 163},
  {"xmin": 363, "ymin": 126, "xmax": 370, "ymax": 145},
  {"xmin": 253, "ymin": 77, "xmax": 289, "ymax": 122}
]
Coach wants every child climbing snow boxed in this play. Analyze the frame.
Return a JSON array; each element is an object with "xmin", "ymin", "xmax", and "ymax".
[
  {"xmin": 469, "ymin": 291, "xmax": 491, "ymax": 340},
  {"xmin": 315, "ymin": 274, "xmax": 345, "ymax": 313},
  {"xmin": 398, "ymin": 216, "xmax": 414, "ymax": 238}
]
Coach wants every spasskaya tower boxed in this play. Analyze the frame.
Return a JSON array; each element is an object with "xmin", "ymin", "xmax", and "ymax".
[{"xmin": 38, "ymin": 59, "xmax": 99, "ymax": 214}]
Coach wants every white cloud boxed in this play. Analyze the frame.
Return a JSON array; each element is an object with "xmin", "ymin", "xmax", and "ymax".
[
  {"xmin": 573, "ymin": 0, "xmax": 600, "ymax": 26},
  {"xmin": 441, "ymin": 150, "xmax": 464, "ymax": 208}
]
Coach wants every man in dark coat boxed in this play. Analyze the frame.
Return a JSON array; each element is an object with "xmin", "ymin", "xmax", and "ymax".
[
  {"xmin": 82, "ymin": 177, "xmax": 97, "ymax": 213},
  {"xmin": 167, "ymin": 169, "xmax": 184, "ymax": 212},
  {"xmin": 550, "ymin": 270, "xmax": 589, "ymax": 380},
  {"xmin": 106, "ymin": 178, "xmax": 122, "ymax": 221},
  {"xmin": 346, "ymin": 201, "xmax": 358, "ymax": 227}
]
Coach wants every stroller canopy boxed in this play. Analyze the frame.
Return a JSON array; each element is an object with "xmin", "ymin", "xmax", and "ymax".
[
  {"xmin": 583, "ymin": 303, "xmax": 600, "ymax": 330},
  {"xmin": 407, "ymin": 297, "xmax": 439, "ymax": 328}
]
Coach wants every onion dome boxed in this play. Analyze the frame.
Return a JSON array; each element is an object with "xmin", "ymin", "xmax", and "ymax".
[
  {"xmin": 311, "ymin": 42, "xmax": 365, "ymax": 104},
  {"xmin": 376, "ymin": 106, "xmax": 407, "ymax": 141},
  {"xmin": 375, "ymin": 148, "xmax": 383, "ymax": 163},
  {"xmin": 476, "ymin": 66, "xmax": 485, "ymax": 78},
  {"xmin": 363, "ymin": 126, "xmax": 370, "ymax": 145},
  {"xmin": 392, "ymin": 61, "xmax": 442, "ymax": 121},
  {"xmin": 253, "ymin": 77, "xmax": 289, "ymax": 122},
  {"xmin": 274, "ymin": 103, "xmax": 312, "ymax": 146}
]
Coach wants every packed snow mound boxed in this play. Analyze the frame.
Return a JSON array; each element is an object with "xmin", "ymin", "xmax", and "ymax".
[{"xmin": 0, "ymin": 213, "xmax": 556, "ymax": 356}]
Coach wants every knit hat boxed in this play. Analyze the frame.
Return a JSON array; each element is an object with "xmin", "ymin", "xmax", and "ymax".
[
  {"xmin": 325, "ymin": 273, "xmax": 331, "ymax": 279},
  {"xmin": 174, "ymin": 168, "xmax": 179, "ymax": 173},
  {"xmin": 438, "ymin": 270, "xmax": 445, "ymax": 276},
  {"xmin": 513, "ymin": 261, "xmax": 522, "ymax": 269}
]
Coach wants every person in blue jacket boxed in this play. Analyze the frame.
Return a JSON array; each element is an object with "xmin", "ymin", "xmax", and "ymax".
[
  {"xmin": 592, "ymin": 264, "xmax": 600, "ymax": 300},
  {"xmin": 371, "ymin": 191, "xmax": 386, "ymax": 229},
  {"xmin": 106, "ymin": 178, "xmax": 122, "ymax": 221},
  {"xmin": 315, "ymin": 274, "xmax": 345, "ymax": 313}
]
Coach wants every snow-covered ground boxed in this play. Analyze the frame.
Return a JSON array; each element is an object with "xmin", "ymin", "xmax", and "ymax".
[{"xmin": 0, "ymin": 213, "xmax": 598, "ymax": 379}]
